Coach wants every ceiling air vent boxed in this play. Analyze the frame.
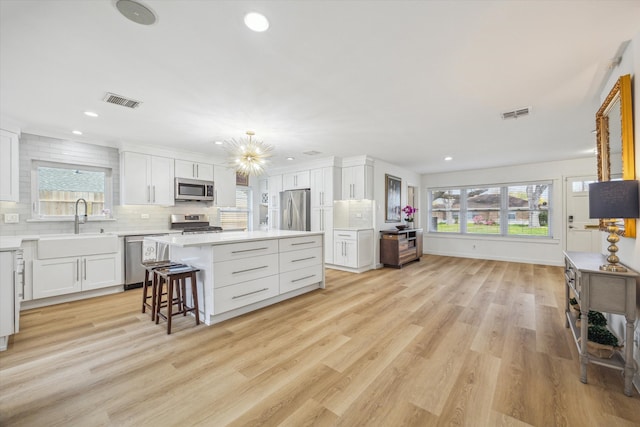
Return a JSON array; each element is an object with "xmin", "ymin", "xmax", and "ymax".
[
  {"xmin": 501, "ymin": 107, "xmax": 530, "ymax": 120},
  {"xmin": 103, "ymin": 92, "xmax": 142, "ymax": 109},
  {"xmin": 303, "ymin": 150, "xmax": 322, "ymax": 156}
]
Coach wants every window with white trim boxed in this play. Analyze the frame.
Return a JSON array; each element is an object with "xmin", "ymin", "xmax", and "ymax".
[
  {"xmin": 31, "ymin": 161, "xmax": 113, "ymax": 219},
  {"xmin": 428, "ymin": 181, "xmax": 552, "ymax": 237},
  {"xmin": 220, "ymin": 187, "xmax": 252, "ymax": 230}
]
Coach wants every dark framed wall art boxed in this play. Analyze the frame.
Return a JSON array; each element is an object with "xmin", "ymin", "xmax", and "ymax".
[{"xmin": 385, "ymin": 174, "xmax": 402, "ymax": 222}]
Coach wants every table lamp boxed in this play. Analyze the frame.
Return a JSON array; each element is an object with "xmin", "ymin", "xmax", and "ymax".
[{"xmin": 588, "ymin": 180, "xmax": 640, "ymax": 272}]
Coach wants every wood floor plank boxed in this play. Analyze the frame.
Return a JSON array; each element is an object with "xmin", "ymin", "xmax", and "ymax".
[{"xmin": 1, "ymin": 255, "xmax": 638, "ymax": 427}]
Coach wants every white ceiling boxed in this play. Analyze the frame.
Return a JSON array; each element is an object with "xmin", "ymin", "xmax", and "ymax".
[{"xmin": 1, "ymin": 0, "xmax": 639, "ymax": 174}]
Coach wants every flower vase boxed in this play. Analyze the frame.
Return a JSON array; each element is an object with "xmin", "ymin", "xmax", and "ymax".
[{"xmin": 405, "ymin": 221, "xmax": 414, "ymax": 229}]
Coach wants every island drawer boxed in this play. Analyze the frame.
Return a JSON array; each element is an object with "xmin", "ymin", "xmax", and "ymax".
[
  {"xmin": 280, "ymin": 264, "xmax": 323, "ymax": 294},
  {"xmin": 213, "ymin": 239, "xmax": 278, "ymax": 262},
  {"xmin": 279, "ymin": 247, "xmax": 322, "ymax": 273},
  {"xmin": 214, "ymin": 274, "xmax": 279, "ymax": 314},
  {"xmin": 213, "ymin": 254, "xmax": 279, "ymax": 288},
  {"xmin": 279, "ymin": 235, "xmax": 322, "ymax": 252}
]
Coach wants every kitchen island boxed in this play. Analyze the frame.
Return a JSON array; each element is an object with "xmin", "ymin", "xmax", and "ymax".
[{"xmin": 146, "ymin": 230, "xmax": 325, "ymax": 325}]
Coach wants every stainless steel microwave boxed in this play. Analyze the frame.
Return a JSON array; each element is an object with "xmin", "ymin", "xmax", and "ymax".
[{"xmin": 175, "ymin": 178, "xmax": 214, "ymax": 202}]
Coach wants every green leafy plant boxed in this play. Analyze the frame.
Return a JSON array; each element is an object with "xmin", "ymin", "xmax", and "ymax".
[
  {"xmin": 587, "ymin": 325, "xmax": 619, "ymax": 347},
  {"xmin": 576, "ymin": 310, "xmax": 607, "ymax": 327},
  {"xmin": 569, "ymin": 297, "xmax": 578, "ymax": 306}
]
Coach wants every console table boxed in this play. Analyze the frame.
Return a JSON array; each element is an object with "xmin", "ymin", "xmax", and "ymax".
[
  {"xmin": 380, "ymin": 228, "xmax": 423, "ymax": 268},
  {"xmin": 563, "ymin": 251, "xmax": 638, "ymax": 396}
]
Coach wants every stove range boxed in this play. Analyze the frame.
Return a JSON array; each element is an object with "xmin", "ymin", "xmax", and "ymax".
[{"xmin": 170, "ymin": 214, "xmax": 223, "ymax": 234}]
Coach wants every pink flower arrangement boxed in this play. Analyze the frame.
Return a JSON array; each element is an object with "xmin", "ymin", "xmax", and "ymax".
[{"xmin": 402, "ymin": 205, "xmax": 417, "ymax": 222}]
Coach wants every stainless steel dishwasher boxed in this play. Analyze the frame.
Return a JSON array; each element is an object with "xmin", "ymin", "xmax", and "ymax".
[{"xmin": 124, "ymin": 234, "xmax": 169, "ymax": 290}]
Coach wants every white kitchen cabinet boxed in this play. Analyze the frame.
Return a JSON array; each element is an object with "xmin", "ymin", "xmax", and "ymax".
[
  {"xmin": 342, "ymin": 165, "xmax": 373, "ymax": 200},
  {"xmin": 0, "ymin": 129, "xmax": 19, "ymax": 202},
  {"xmin": 33, "ymin": 253, "xmax": 120, "ymax": 299},
  {"xmin": 333, "ymin": 229, "xmax": 374, "ymax": 271},
  {"xmin": 311, "ymin": 207, "xmax": 334, "ymax": 263},
  {"xmin": 269, "ymin": 209, "xmax": 280, "ymax": 230},
  {"xmin": 268, "ymin": 175, "xmax": 282, "ymax": 209},
  {"xmin": 120, "ymin": 152, "xmax": 175, "ymax": 206},
  {"xmin": 283, "ymin": 170, "xmax": 310, "ymax": 190},
  {"xmin": 311, "ymin": 167, "xmax": 341, "ymax": 208},
  {"xmin": 213, "ymin": 165, "xmax": 236, "ymax": 207},
  {"xmin": 0, "ymin": 249, "xmax": 22, "ymax": 351},
  {"xmin": 174, "ymin": 159, "xmax": 214, "ymax": 181}
]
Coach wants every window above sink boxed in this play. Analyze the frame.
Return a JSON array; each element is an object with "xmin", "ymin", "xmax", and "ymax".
[{"xmin": 31, "ymin": 160, "xmax": 113, "ymax": 220}]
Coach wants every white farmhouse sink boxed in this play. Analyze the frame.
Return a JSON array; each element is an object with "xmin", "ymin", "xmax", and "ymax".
[{"xmin": 38, "ymin": 234, "xmax": 119, "ymax": 259}]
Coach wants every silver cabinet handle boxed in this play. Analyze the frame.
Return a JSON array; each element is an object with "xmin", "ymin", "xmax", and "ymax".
[
  {"xmin": 193, "ymin": 164, "xmax": 196, "ymax": 177},
  {"xmin": 292, "ymin": 256, "xmax": 315, "ymax": 263},
  {"xmin": 196, "ymin": 164, "xmax": 199, "ymax": 178},
  {"xmin": 84, "ymin": 258, "xmax": 87, "ymax": 280},
  {"xmin": 153, "ymin": 185, "xmax": 156, "ymax": 203},
  {"xmin": 232, "ymin": 288, "xmax": 269, "ymax": 299},
  {"xmin": 147, "ymin": 185, "xmax": 151, "ymax": 202},
  {"xmin": 231, "ymin": 247, "xmax": 269, "ymax": 254},
  {"xmin": 76, "ymin": 259, "xmax": 80, "ymax": 281},
  {"xmin": 232, "ymin": 265, "xmax": 268, "ymax": 274},
  {"xmin": 292, "ymin": 241, "xmax": 315, "ymax": 246},
  {"xmin": 292, "ymin": 274, "xmax": 315, "ymax": 283}
]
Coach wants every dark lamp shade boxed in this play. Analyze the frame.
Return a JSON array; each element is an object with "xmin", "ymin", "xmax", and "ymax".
[{"xmin": 588, "ymin": 180, "xmax": 640, "ymax": 219}]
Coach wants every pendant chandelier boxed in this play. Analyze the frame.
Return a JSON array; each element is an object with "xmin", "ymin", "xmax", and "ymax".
[{"xmin": 224, "ymin": 131, "xmax": 273, "ymax": 176}]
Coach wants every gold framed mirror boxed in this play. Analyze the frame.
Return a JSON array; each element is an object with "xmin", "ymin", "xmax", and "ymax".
[{"xmin": 596, "ymin": 74, "xmax": 636, "ymax": 237}]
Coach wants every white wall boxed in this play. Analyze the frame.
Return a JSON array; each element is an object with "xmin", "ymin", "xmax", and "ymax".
[
  {"xmin": 421, "ymin": 157, "xmax": 594, "ymax": 265},
  {"xmin": 597, "ymin": 30, "xmax": 640, "ymax": 385}
]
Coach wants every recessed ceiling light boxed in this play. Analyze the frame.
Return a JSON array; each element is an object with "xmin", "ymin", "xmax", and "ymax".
[
  {"xmin": 214, "ymin": 141, "xmax": 223, "ymax": 145},
  {"xmin": 72, "ymin": 130, "xmax": 83, "ymax": 135},
  {"xmin": 244, "ymin": 12, "xmax": 269, "ymax": 32},
  {"xmin": 444, "ymin": 156, "xmax": 453, "ymax": 161},
  {"xmin": 84, "ymin": 111, "xmax": 98, "ymax": 117},
  {"xmin": 286, "ymin": 157, "xmax": 295, "ymax": 161}
]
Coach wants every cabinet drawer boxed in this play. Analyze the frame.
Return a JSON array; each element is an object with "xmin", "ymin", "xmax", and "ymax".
[
  {"xmin": 213, "ymin": 254, "xmax": 279, "ymax": 288},
  {"xmin": 214, "ymin": 275, "xmax": 279, "ymax": 314},
  {"xmin": 279, "ymin": 235, "xmax": 322, "ymax": 252},
  {"xmin": 382, "ymin": 234, "xmax": 402, "ymax": 240},
  {"xmin": 213, "ymin": 239, "xmax": 278, "ymax": 262},
  {"xmin": 280, "ymin": 264, "xmax": 323, "ymax": 294},
  {"xmin": 334, "ymin": 230, "xmax": 357, "ymax": 240},
  {"xmin": 280, "ymin": 247, "xmax": 322, "ymax": 273}
]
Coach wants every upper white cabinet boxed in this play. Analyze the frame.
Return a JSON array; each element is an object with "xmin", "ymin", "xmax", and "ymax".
[
  {"xmin": 174, "ymin": 159, "xmax": 214, "ymax": 181},
  {"xmin": 0, "ymin": 129, "xmax": 19, "ymax": 202},
  {"xmin": 213, "ymin": 165, "xmax": 236, "ymax": 207},
  {"xmin": 283, "ymin": 170, "xmax": 310, "ymax": 190},
  {"xmin": 121, "ymin": 152, "xmax": 175, "ymax": 206},
  {"xmin": 342, "ymin": 165, "xmax": 373, "ymax": 200},
  {"xmin": 310, "ymin": 167, "xmax": 341, "ymax": 208}
]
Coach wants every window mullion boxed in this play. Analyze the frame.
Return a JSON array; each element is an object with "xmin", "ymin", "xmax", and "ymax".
[{"xmin": 500, "ymin": 186, "xmax": 508, "ymax": 235}]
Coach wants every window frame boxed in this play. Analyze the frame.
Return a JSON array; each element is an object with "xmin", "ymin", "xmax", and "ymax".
[
  {"xmin": 219, "ymin": 186, "xmax": 253, "ymax": 231},
  {"xmin": 428, "ymin": 181, "xmax": 552, "ymax": 238},
  {"xmin": 30, "ymin": 160, "xmax": 113, "ymax": 220}
]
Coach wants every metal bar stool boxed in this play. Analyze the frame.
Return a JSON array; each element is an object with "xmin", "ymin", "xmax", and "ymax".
[{"xmin": 154, "ymin": 265, "xmax": 201, "ymax": 334}]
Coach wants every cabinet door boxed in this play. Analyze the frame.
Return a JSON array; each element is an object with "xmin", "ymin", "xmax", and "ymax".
[
  {"xmin": 213, "ymin": 165, "xmax": 236, "ymax": 207},
  {"xmin": 269, "ymin": 209, "xmax": 280, "ymax": 230},
  {"xmin": 342, "ymin": 165, "xmax": 372, "ymax": 200},
  {"xmin": 0, "ymin": 252, "xmax": 15, "ymax": 337},
  {"xmin": 0, "ymin": 129, "xmax": 19, "ymax": 202},
  {"xmin": 150, "ymin": 155, "xmax": 175, "ymax": 206},
  {"xmin": 310, "ymin": 169, "xmax": 324, "ymax": 208},
  {"xmin": 82, "ymin": 254, "xmax": 120, "ymax": 291},
  {"xmin": 175, "ymin": 159, "xmax": 195, "ymax": 179},
  {"xmin": 357, "ymin": 230, "xmax": 374, "ymax": 268},
  {"xmin": 312, "ymin": 207, "xmax": 333, "ymax": 263},
  {"xmin": 33, "ymin": 258, "xmax": 81, "ymax": 299},
  {"xmin": 121, "ymin": 152, "xmax": 151, "ymax": 205},
  {"xmin": 268, "ymin": 175, "xmax": 282, "ymax": 209},
  {"xmin": 195, "ymin": 162, "xmax": 214, "ymax": 181},
  {"xmin": 343, "ymin": 240, "xmax": 358, "ymax": 268}
]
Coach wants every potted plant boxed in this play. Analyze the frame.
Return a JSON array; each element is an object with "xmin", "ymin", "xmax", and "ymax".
[{"xmin": 402, "ymin": 205, "xmax": 417, "ymax": 227}]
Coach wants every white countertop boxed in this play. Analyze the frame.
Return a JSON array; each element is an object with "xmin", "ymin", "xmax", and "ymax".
[
  {"xmin": 0, "ymin": 237, "xmax": 22, "ymax": 251},
  {"xmin": 146, "ymin": 230, "xmax": 324, "ymax": 247}
]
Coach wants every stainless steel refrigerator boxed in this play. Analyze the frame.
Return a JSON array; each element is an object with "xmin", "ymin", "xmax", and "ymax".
[{"xmin": 280, "ymin": 189, "xmax": 311, "ymax": 231}]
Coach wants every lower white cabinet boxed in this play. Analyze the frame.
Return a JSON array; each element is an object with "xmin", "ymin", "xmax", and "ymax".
[
  {"xmin": 33, "ymin": 253, "xmax": 120, "ymax": 299},
  {"xmin": 333, "ymin": 229, "xmax": 373, "ymax": 271}
]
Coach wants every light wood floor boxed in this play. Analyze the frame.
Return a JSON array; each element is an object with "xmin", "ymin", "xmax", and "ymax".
[{"xmin": 1, "ymin": 255, "xmax": 639, "ymax": 426}]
